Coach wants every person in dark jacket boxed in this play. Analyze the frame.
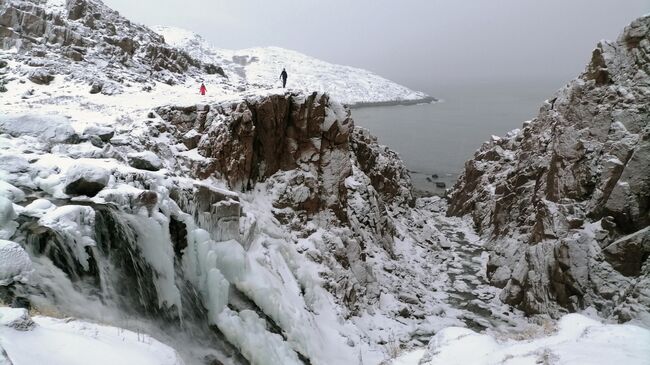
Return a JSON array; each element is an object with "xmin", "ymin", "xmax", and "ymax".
[{"xmin": 280, "ymin": 68, "xmax": 288, "ymax": 88}]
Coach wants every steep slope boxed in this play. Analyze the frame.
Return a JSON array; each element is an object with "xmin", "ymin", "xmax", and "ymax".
[
  {"xmin": 0, "ymin": 0, "xmax": 231, "ymax": 95},
  {"xmin": 448, "ymin": 15, "xmax": 650, "ymax": 324},
  {"xmin": 153, "ymin": 26, "xmax": 435, "ymax": 107}
]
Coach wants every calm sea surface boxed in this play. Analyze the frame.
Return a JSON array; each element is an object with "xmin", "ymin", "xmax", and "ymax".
[{"xmin": 351, "ymin": 80, "xmax": 566, "ymax": 195}]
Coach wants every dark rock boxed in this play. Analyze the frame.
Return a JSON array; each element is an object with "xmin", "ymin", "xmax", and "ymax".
[
  {"xmin": 398, "ymin": 307, "xmax": 411, "ymax": 318},
  {"xmin": 127, "ymin": 151, "xmax": 163, "ymax": 171},
  {"xmin": 64, "ymin": 165, "xmax": 110, "ymax": 197},
  {"xmin": 89, "ymin": 135, "xmax": 103, "ymax": 148},
  {"xmin": 67, "ymin": 0, "xmax": 88, "ymax": 21},
  {"xmin": 64, "ymin": 49, "xmax": 83, "ymax": 61},
  {"xmin": 28, "ymin": 69, "xmax": 54, "ymax": 85},
  {"xmin": 83, "ymin": 125, "xmax": 114, "ymax": 142},
  {"xmin": 89, "ymin": 82, "xmax": 102, "ymax": 94},
  {"xmin": 135, "ymin": 190, "xmax": 158, "ymax": 216},
  {"xmin": 204, "ymin": 63, "xmax": 225, "ymax": 77},
  {"xmin": 351, "ymin": 127, "xmax": 413, "ymax": 206},
  {"xmin": 603, "ymin": 227, "xmax": 650, "ymax": 277},
  {"xmin": 435, "ymin": 182, "xmax": 446, "ymax": 188}
]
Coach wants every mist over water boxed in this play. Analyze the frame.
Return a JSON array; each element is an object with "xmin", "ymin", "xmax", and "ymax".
[{"xmin": 351, "ymin": 78, "xmax": 566, "ymax": 194}]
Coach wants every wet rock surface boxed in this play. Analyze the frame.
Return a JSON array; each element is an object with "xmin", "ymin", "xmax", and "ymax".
[{"xmin": 448, "ymin": 15, "xmax": 650, "ymax": 324}]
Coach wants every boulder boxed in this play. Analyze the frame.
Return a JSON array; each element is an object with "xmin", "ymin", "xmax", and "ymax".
[
  {"xmin": 127, "ymin": 151, "xmax": 163, "ymax": 171},
  {"xmin": 0, "ymin": 307, "xmax": 35, "ymax": 331},
  {"xmin": 82, "ymin": 125, "xmax": 114, "ymax": 142},
  {"xmin": 64, "ymin": 164, "xmax": 110, "ymax": 197},
  {"xmin": 89, "ymin": 82, "xmax": 102, "ymax": 94},
  {"xmin": 28, "ymin": 69, "xmax": 54, "ymax": 85},
  {"xmin": 0, "ymin": 114, "xmax": 78, "ymax": 143},
  {"xmin": 0, "ymin": 240, "xmax": 33, "ymax": 286}
]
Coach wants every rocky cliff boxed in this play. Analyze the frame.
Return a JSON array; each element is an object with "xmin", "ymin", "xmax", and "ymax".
[
  {"xmin": 448, "ymin": 15, "xmax": 650, "ymax": 324},
  {"xmin": 0, "ymin": 0, "xmax": 224, "ymax": 94}
]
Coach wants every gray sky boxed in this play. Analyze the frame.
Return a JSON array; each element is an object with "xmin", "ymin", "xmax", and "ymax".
[{"xmin": 104, "ymin": 0, "xmax": 649, "ymax": 92}]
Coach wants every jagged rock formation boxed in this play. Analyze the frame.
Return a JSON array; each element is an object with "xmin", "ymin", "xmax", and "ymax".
[
  {"xmin": 448, "ymin": 16, "xmax": 650, "ymax": 324},
  {"xmin": 0, "ymin": 0, "xmax": 222, "ymax": 92},
  {"xmin": 155, "ymin": 91, "xmax": 409, "ymax": 312},
  {"xmin": 157, "ymin": 93, "xmax": 353, "ymax": 220}
]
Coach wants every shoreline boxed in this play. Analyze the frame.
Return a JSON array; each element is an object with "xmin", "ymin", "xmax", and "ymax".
[{"xmin": 347, "ymin": 95, "xmax": 438, "ymax": 109}]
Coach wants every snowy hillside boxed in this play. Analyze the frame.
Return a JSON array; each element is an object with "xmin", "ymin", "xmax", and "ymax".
[{"xmin": 153, "ymin": 26, "xmax": 435, "ymax": 106}]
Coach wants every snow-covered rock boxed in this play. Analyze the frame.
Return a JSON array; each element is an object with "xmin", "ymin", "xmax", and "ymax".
[
  {"xmin": 0, "ymin": 0, "xmax": 213, "ymax": 90},
  {"xmin": 64, "ymin": 164, "xmax": 110, "ymax": 197},
  {"xmin": 0, "ymin": 114, "xmax": 77, "ymax": 143},
  {"xmin": 127, "ymin": 151, "xmax": 163, "ymax": 171},
  {"xmin": 448, "ymin": 15, "xmax": 650, "ymax": 323},
  {"xmin": 82, "ymin": 125, "xmax": 115, "ymax": 142},
  {"xmin": 0, "ymin": 240, "xmax": 32, "ymax": 286},
  {"xmin": 0, "ymin": 308, "xmax": 34, "ymax": 331}
]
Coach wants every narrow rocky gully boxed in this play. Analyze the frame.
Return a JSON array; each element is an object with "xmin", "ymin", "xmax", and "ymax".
[
  {"xmin": 413, "ymin": 199, "xmax": 522, "ymax": 330},
  {"xmin": 365, "ymin": 196, "xmax": 527, "ymax": 360}
]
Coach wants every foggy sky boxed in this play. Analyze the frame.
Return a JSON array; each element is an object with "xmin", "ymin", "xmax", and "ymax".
[{"xmin": 104, "ymin": 0, "xmax": 649, "ymax": 92}]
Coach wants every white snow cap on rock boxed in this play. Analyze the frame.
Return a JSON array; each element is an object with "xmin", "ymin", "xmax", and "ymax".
[
  {"xmin": 65, "ymin": 164, "xmax": 111, "ymax": 187},
  {"xmin": 0, "ymin": 114, "xmax": 77, "ymax": 143},
  {"xmin": 0, "ymin": 240, "xmax": 33, "ymax": 285}
]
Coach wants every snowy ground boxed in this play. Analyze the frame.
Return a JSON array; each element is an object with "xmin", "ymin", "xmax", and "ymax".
[
  {"xmin": 393, "ymin": 313, "xmax": 650, "ymax": 365},
  {"xmin": 153, "ymin": 26, "xmax": 434, "ymax": 106},
  {"xmin": 0, "ymin": 307, "xmax": 184, "ymax": 365}
]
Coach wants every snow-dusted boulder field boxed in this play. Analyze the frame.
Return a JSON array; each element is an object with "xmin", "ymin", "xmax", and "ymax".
[{"xmin": 448, "ymin": 15, "xmax": 650, "ymax": 325}]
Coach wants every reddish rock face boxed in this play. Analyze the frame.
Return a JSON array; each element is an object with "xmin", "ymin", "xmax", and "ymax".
[{"xmin": 158, "ymin": 91, "xmax": 354, "ymax": 219}]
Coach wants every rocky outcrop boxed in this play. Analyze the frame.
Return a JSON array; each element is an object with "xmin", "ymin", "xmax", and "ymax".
[
  {"xmin": 155, "ymin": 91, "xmax": 417, "ymax": 315},
  {"xmin": 0, "ymin": 0, "xmax": 222, "ymax": 91},
  {"xmin": 351, "ymin": 127, "xmax": 413, "ymax": 206},
  {"xmin": 158, "ymin": 91, "xmax": 355, "ymax": 220},
  {"xmin": 448, "ymin": 16, "xmax": 650, "ymax": 323}
]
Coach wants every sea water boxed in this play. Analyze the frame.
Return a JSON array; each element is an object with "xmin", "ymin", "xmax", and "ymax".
[{"xmin": 351, "ymin": 79, "xmax": 566, "ymax": 195}]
